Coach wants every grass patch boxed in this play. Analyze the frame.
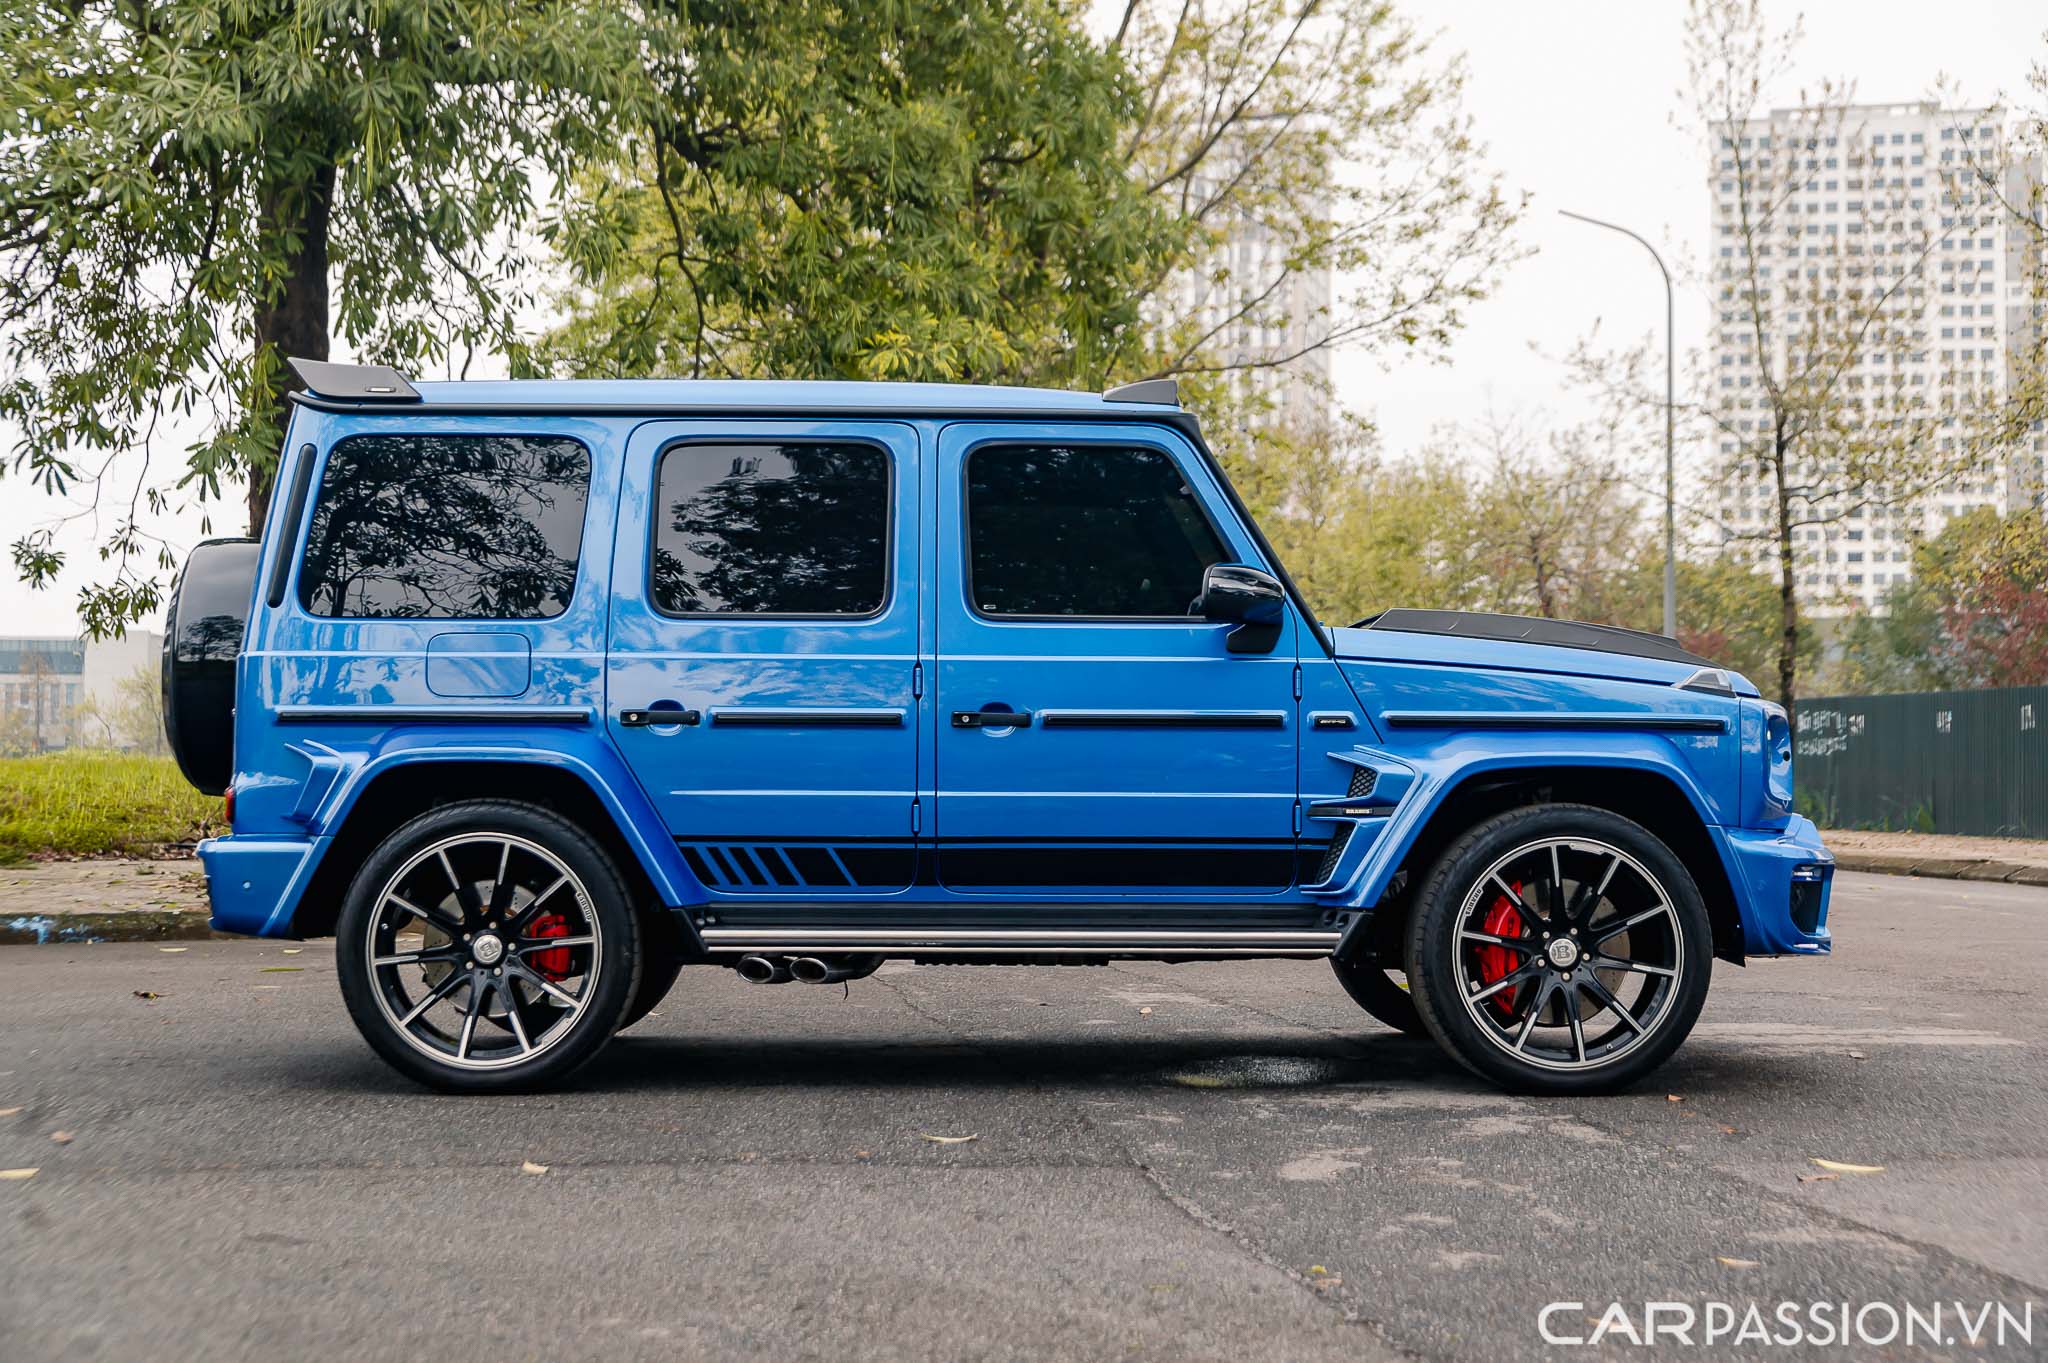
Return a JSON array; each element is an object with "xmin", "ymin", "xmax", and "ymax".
[{"xmin": 0, "ymin": 752, "xmax": 223, "ymax": 865}]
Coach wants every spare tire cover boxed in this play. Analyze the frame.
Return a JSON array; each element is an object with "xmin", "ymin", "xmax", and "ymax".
[{"xmin": 161, "ymin": 538, "xmax": 259, "ymax": 796}]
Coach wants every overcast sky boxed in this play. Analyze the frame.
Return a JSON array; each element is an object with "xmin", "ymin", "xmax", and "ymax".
[{"xmin": 3, "ymin": 1, "xmax": 2043, "ymax": 637}]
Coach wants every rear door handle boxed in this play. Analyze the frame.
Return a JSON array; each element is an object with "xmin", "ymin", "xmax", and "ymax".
[
  {"xmin": 619, "ymin": 705, "xmax": 701, "ymax": 727},
  {"xmin": 953, "ymin": 709, "xmax": 1032, "ymax": 728}
]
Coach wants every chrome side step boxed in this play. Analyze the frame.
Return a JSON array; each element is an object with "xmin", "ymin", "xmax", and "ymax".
[{"xmin": 698, "ymin": 927, "xmax": 1342, "ymax": 958}]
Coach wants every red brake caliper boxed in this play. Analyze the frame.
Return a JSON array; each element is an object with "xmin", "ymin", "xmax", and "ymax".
[
  {"xmin": 1474, "ymin": 883, "xmax": 1525, "ymax": 1018},
  {"xmin": 528, "ymin": 912, "xmax": 572, "ymax": 982}
]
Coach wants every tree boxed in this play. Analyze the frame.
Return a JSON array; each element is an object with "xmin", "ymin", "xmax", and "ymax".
[
  {"xmin": 1, "ymin": 2, "xmax": 663, "ymax": 635},
  {"xmin": 1837, "ymin": 508, "xmax": 2048, "ymax": 691},
  {"xmin": 73, "ymin": 663, "xmax": 167, "ymax": 753},
  {"xmin": 1574, "ymin": 0, "xmax": 2035, "ymax": 725},
  {"xmin": 537, "ymin": 1, "xmax": 1178, "ymax": 388},
  {"xmin": 1113, "ymin": 0, "xmax": 1523, "ymax": 396}
]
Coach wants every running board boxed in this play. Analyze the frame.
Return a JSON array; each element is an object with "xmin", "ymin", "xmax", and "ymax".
[{"xmin": 697, "ymin": 927, "xmax": 1342, "ymax": 958}]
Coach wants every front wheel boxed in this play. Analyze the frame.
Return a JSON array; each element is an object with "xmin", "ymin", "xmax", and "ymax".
[
  {"xmin": 335, "ymin": 801, "xmax": 640, "ymax": 1093},
  {"xmin": 1405, "ymin": 804, "xmax": 1712, "ymax": 1095}
]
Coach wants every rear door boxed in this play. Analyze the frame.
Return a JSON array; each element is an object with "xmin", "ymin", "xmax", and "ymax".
[
  {"xmin": 606, "ymin": 421, "xmax": 922, "ymax": 896},
  {"xmin": 931, "ymin": 422, "xmax": 1302, "ymax": 898}
]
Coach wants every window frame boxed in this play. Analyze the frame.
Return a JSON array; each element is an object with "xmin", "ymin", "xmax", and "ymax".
[
  {"xmin": 645, "ymin": 435, "xmax": 898, "ymax": 622},
  {"xmin": 295, "ymin": 430, "xmax": 594, "ymax": 623},
  {"xmin": 959, "ymin": 437, "xmax": 1237, "ymax": 625}
]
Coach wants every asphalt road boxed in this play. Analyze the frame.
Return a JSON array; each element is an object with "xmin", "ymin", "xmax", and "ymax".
[{"xmin": 2, "ymin": 871, "xmax": 2045, "ymax": 1362}]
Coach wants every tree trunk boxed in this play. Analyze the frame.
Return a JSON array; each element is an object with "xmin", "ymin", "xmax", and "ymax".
[
  {"xmin": 248, "ymin": 160, "xmax": 336, "ymax": 536},
  {"xmin": 1773, "ymin": 438, "xmax": 1799, "ymax": 728}
]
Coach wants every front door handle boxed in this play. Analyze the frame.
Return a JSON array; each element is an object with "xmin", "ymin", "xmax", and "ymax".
[
  {"xmin": 619, "ymin": 705, "xmax": 701, "ymax": 727},
  {"xmin": 953, "ymin": 709, "xmax": 1032, "ymax": 729}
]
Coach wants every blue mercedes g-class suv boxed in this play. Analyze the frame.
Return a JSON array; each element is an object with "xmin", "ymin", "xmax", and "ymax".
[{"xmin": 163, "ymin": 358, "xmax": 1832, "ymax": 1095}]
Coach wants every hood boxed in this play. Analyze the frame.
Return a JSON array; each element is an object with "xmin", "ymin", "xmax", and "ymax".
[{"xmin": 1330, "ymin": 609, "xmax": 1760, "ymax": 696}]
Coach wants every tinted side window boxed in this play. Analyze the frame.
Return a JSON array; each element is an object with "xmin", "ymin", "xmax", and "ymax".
[
  {"xmin": 967, "ymin": 444, "xmax": 1228, "ymax": 617},
  {"xmin": 651, "ymin": 442, "xmax": 890, "ymax": 616},
  {"xmin": 299, "ymin": 434, "xmax": 589, "ymax": 619}
]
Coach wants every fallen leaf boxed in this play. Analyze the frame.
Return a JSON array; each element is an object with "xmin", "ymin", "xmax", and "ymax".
[
  {"xmin": 920, "ymin": 1133, "xmax": 979, "ymax": 1145},
  {"xmin": 1716, "ymin": 1256, "xmax": 1760, "ymax": 1268},
  {"xmin": 0, "ymin": 1107, "xmax": 20, "ymax": 1117},
  {"xmin": 1718, "ymin": 1124, "xmax": 1740, "ymax": 1135},
  {"xmin": 520, "ymin": 1160, "xmax": 549, "ymax": 1176},
  {"xmin": 49, "ymin": 1131, "xmax": 72, "ymax": 1145},
  {"xmin": 281, "ymin": 948, "xmax": 303, "ymax": 955},
  {"xmin": 132, "ymin": 991, "xmax": 161, "ymax": 1001},
  {"xmin": 1308, "ymin": 1265, "xmax": 1330, "ymax": 1276},
  {"xmin": 252, "ymin": 985, "xmax": 282, "ymax": 991},
  {"xmin": 1138, "ymin": 1006, "xmax": 1153, "ymax": 1015},
  {"xmin": 1666, "ymin": 1094, "xmax": 1685, "ymax": 1103},
  {"xmin": 259, "ymin": 967, "xmax": 304, "ymax": 973},
  {"xmin": 1797, "ymin": 1173, "xmax": 1839, "ymax": 1183},
  {"xmin": 1846, "ymin": 1050, "xmax": 1867, "ymax": 1060},
  {"xmin": 157, "ymin": 947, "xmax": 188, "ymax": 954},
  {"xmin": 1811, "ymin": 1158, "xmax": 1885, "ymax": 1175},
  {"xmin": 853, "ymin": 1149, "xmax": 872, "ymax": 1160},
  {"xmin": 0, "ymin": 1168, "xmax": 37, "ymax": 1180}
]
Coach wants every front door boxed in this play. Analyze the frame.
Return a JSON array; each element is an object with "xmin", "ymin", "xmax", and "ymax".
[
  {"xmin": 607, "ymin": 420, "xmax": 922, "ymax": 896},
  {"xmin": 932, "ymin": 422, "xmax": 1301, "ymax": 898}
]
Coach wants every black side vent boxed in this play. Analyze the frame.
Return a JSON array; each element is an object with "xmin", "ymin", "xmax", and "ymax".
[
  {"xmin": 1348, "ymin": 765, "xmax": 1378, "ymax": 799},
  {"xmin": 1314, "ymin": 827, "xmax": 1354, "ymax": 885}
]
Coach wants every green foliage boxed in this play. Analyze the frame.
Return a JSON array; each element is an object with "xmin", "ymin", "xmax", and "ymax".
[
  {"xmin": 1, "ymin": 0, "xmax": 663, "ymax": 634},
  {"xmin": 539, "ymin": 1, "xmax": 1176, "ymax": 387},
  {"xmin": 1836, "ymin": 509, "xmax": 2048, "ymax": 692},
  {"xmin": 0, "ymin": 751, "xmax": 221, "ymax": 865}
]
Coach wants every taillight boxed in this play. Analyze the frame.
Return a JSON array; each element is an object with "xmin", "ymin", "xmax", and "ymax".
[{"xmin": 223, "ymin": 787, "xmax": 236, "ymax": 829}]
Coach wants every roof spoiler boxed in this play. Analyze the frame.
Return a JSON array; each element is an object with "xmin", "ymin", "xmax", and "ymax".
[
  {"xmin": 1102, "ymin": 377, "xmax": 1179, "ymax": 406},
  {"xmin": 287, "ymin": 357, "xmax": 420, "ymax": 403}
]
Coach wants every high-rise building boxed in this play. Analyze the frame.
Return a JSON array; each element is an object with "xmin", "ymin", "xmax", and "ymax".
[
  {"xmin": 1161, "ymin": 143, "xmax": 1336, "ymax": 436},
  {"xmin": 1708, "ymin": 101, "xmax": 2045, "ymax": 614}
]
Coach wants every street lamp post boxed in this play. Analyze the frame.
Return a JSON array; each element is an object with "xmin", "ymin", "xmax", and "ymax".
[{"xmin": 1559, "ymin": 209, "xmax": 1677, "ymax": 640}]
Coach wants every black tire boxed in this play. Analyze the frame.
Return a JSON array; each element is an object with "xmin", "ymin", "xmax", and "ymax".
[
  {"xmin": 1330, "ymin": 956, "xmax": 1427, "ymax": 1036},
  {"xmin": 618, "ymin": 909, "xmax": 687, "ymax": 1031},
  {"xmin": 335, "ymin": 801, "xmax": 640, "ymax": 1093},
  {"xmin": 1405, "ymin": 803, "xmax": 1712, "ymax": 1096}
]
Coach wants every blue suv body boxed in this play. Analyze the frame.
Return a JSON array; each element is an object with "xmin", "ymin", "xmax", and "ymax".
[{"xmin": 165, "ymin": 360, "xmax": 1832, "ymax": 1093}]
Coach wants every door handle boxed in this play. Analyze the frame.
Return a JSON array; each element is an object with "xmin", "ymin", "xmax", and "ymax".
[
  {"xmin": 953, "ymin": 709, "xmax": 1032, "ymax": 729},
  {"xmin": 619, "ymin": 705, "xmax": 701, "ymax": 727}
]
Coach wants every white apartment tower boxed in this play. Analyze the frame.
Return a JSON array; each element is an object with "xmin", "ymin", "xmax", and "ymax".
[
  {"xmin": 1709, "ymin": 101, "xmax": 2045, "ymax": 614},
  {"xmin": 1164, "ymin": 143, "xmax": 1336, "ymax": 436}
]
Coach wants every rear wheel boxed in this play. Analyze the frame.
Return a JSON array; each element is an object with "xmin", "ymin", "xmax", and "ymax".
[
  {"xmin": 1405, "ymin": 804, "xmax": 1712, "ymax": 1095},
  {"xmin": 335, "ymin": 801, "xmax": 639, "ymax": 1093}
]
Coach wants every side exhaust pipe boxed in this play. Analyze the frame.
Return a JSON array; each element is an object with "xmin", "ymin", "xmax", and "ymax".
[
  {"xmin": 735, "ymin": 954, "xmax": 792, "ymax": 985},
  {"xmin": 789, "ymin": 954, "xmax": 882, "ymax": 985}
]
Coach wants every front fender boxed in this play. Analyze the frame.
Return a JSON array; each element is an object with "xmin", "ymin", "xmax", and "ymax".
[{"xmin": 1318, "ymin": 735, "xmax": 1747, "ymax": 959}]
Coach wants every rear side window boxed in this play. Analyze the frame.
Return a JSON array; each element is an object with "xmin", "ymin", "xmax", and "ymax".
[
  {"xmin": 298, "ymin": 434, "xmax": 590, "ymax": 619},
  {"xmin": 966, "ymin": 444, "xmax": 1227, "ymax": 617},
  {"xmin": 651, "ymin": 442, "xmax": 890, "ymax": 616}
]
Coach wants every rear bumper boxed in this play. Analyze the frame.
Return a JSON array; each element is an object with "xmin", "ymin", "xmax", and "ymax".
[
  {"xmin": 196, "ymin": 834, "xmax": 325, "ymax": 937},
  {"xmin": 1719, "ymin": 814, "xmax": 1834, "ymax": 957}
]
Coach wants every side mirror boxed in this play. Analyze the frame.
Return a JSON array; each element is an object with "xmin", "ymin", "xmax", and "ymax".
[{"xmin": 1197, "ymin": 563, "xmax": 1285, "ymax": 654}]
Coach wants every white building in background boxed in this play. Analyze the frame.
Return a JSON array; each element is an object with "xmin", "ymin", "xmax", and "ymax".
[
  {"xmin": 1709, "ymin": 101, "xmax": 2046, "ymax": 615},
  {"xmin": 1162, "ymin": 145, "xmax": 1336, "ymax": 435},
  {"xmin": 0, "ymin": 631, "xmax": 162, "ymax": 751}
]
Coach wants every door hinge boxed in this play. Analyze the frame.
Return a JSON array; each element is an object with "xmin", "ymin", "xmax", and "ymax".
[
  {"xmin": 912, "ymin": 662, "xmax": 924, "ymax": 699},
  {"xmin": 1292, "ymin": 663, "xmax": 1303, "ymax": 701},
  {"xmin": 911, "ymin": 797, "xmax": 921, "ymax": 834}
]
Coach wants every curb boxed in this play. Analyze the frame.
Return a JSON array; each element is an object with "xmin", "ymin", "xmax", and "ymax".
[
  {"xmin": 1832, "ymin": 852, "xmax": 2048, "ymax": 887},
  {"xmin": 0, "ymin": 911, "xmax": 224, "ymax": 946}
]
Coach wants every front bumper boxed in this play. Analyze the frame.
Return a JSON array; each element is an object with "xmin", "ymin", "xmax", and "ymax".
[
  {"xmin": 196, "ymin": 834, "xmax": 325, "ymax": 937},
  {"xmin": 1718, "ymin": 814, "xmax": 1834, "ymax": 957}
]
